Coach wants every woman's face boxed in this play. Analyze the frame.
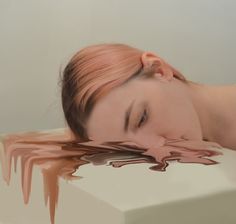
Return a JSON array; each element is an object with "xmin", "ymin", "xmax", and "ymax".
[{"xmin": 86, "ymin": 75, "xmax": 203, "ymax": 148}]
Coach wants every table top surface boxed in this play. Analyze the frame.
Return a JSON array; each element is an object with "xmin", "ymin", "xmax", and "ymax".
[{"xmin": 1, "ymin": 128, "xmax": 236, "ymax": 212}]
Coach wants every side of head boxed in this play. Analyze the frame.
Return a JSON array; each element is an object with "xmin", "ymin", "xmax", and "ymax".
[{"xmin": 60, "ymin": 43, "xmax": 189, "ymax": 142}]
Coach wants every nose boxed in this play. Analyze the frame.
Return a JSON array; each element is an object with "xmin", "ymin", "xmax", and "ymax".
[{"xmin": 128, "ymin": 132, "xmax": 166, "ymax": 149}]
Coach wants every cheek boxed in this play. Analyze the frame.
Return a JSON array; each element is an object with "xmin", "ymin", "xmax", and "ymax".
[
  {"xmin": 165, "ymin": 105, "xmax": 202, "ymax": 140},
  {"xmin": 150, "ymin": 98, "xmax": 201, "ymax": 139}
]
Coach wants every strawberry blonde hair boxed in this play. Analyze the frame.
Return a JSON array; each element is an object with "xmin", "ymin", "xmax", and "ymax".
[{"xmin": 61, "ymin": 43, "xmax": 188, "ymax": 141}]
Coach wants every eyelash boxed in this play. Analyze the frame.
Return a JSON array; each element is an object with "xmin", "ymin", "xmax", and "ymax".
[{"xmin": 137, "ymin": 109, "xmax": 148, "ymax": 128}]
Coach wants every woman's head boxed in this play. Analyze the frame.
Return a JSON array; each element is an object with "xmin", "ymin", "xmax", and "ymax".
[
  {"xmin": 61, "ymin": 43, "xmax": 203, "ymax": 147},
  {"xmin": 1, "ymin": 43, "xmax": 223, "ymax": 224}
]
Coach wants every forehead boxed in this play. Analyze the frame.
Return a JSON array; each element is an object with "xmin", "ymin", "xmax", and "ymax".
[{"xmin": 86, "ymin": 78, "xmax": 146, "ymax": 141}]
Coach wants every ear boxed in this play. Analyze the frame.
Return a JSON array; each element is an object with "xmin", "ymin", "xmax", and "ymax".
[
  {"xmin": 141, "ymin": 51, "xmax": 174, "ymax": 82},
  {"xmin": 141, "ymin": 51, "xmax": 161, "ymax": 68}
]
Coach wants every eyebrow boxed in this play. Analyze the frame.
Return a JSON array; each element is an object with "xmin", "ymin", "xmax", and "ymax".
[{"xmin": 124, "ymin": 99, "xmax": 136, "ymax": 133}]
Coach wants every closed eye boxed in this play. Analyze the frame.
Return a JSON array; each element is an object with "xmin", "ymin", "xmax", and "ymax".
[{"xmin": 137, "ymin": 108, "xmax": 148, "ymax": 128}]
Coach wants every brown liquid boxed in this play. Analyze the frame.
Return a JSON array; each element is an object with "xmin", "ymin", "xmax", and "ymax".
[{"xmin": 0, "ymin": 131, "xmax": 223, "ymax": 224}]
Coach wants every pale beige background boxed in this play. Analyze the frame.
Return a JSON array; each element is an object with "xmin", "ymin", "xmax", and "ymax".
[{"xmin": 0, "ymin": 0, "xmax": 236, "ymax": 133}]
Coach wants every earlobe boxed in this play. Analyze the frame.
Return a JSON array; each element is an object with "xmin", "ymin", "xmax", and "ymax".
[
  {"xmin": 153, "ymin": 73, "xmax": 162, "ymax": 78},
  {"xmin": 153, "ymin": 73, "xmax": 169, "ymax": 83}
]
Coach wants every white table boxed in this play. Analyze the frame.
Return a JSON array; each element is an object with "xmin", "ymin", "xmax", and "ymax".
[{"xmin": 1, "ymin": 128, "xmax": 236, "ymax": 224}]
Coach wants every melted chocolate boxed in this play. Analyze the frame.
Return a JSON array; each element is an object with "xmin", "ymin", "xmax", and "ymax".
[{"xmin": 0, "ymin": 131, "xmax": 223, "ymax": 224}]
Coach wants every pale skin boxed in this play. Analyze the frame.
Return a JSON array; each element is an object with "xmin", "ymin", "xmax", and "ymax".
[{"xmin": 86, "ymin": 52, "xmax": 236, "ymax": 150}]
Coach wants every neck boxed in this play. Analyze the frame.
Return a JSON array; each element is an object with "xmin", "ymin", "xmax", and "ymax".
[{"xmin": 185, "ymin": 80, "xmax": 236, "ymax": 147}]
